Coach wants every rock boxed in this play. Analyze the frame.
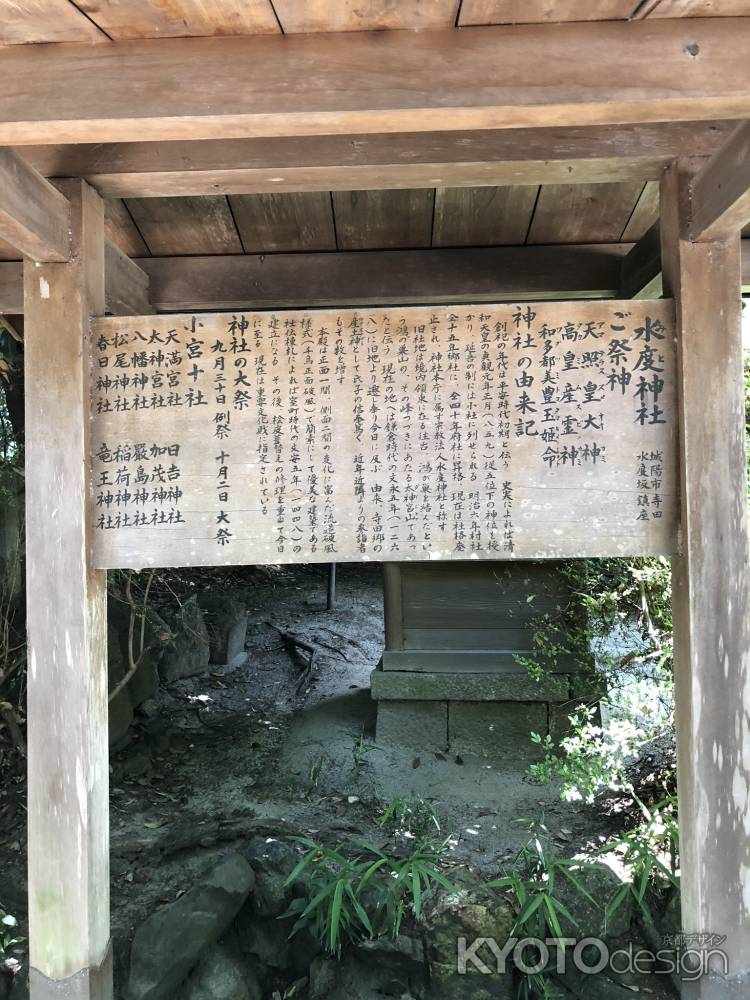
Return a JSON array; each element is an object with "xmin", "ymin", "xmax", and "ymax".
[
  {"xmin": 242, "ymin": 836, "xmax": 296, "ymax": 918},
  {"xmin": 139, "ymin": 697, "xmax": 160, "ymax": 719},
  {"xmin": 158, "ymin": 595, "xmax": 211, "ymax": 683},
  {"xmin": 235, "ymin": 910, "xmax": 290, "ymax": 971},
  {"xmin": 553, "ymin": 862, "xmax": 632, "ymax": 941},
  {"xmin": 127, "ymin": 853, "xmax": 255, "ymax": 1000},
  {"xmin": 108, "ymin": 596, "xmax": 167, "ymax": 709},
  {"xmin": 198, "ymin": 594, "xmax": 248, "ymax": 666},
  {"xmin": 182, "ymin": 941, "xmax": 262, "ymax": 1000},
  {"xmin": 307, "ymin": 949, "xmax": 420, "ymax": 1000},
  {"xmin": 422, "ymin": 887, "xmax": 515, "ymax": 1000}
]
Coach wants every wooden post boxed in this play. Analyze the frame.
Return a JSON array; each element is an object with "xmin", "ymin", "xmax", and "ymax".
[
  {"xmin": 660, "ymin": 163, "xmax": 750, "ymax": 998},
  {"xmin": 24, "ymin": 180, "xmax": 112, "ymax": 998}
]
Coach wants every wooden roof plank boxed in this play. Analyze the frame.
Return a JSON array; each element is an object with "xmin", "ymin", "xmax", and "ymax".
[
  {"xmin": 459, "ymin": 1, "xmax": 639, "ymax": 25},
  {"xmin": 620, "ymin": 180, "xmax": 660, "ymax": 241},
  {"xmin": 104, "ymin": 198, "xmax": 149, "ymax": 257},
  {"xmin": 527, "ymin": 181, "xmax": 645, "ymax": 244},
  {"xmin": 73, "ymin": 0, "xmax": 280, "ymax": 39},
  {"xmin": 0, "ymin": 0, "xmax": 108, "ymax": 45},
  {"xmin": 641, "ymin": 1, "xmax": 750, "ymax": 16},
  {"xmin": 332, "ymin": 189, "xmax": 435, "ymax": 250},
  {"xmin": 690, "ymin": 121, "xmax": 750, "ymax": 240},
  {"xmin": 125, "ymin": 195, "xmax": 243, "ymax": 255},
  {"xmin": 2, "ymin": 21, "xmax": 750, "ymax": 144},
  {"xmin": 272, "ymin": 0, "xmax": 461, "ymax": 32},
  {"xmin": 228, "ymin": 192, "xmax": 336, "ymax": 252},
  {"xmin": 17, "ymin": 123, "xmax": 732, "ymax": 197},
  {"xmin": 432, "ymin": 186, "xmax": 538, "ymax": 246},
  {"xmin": 0, "ymin": 148, "xmax": 71, "ymax": 262}
]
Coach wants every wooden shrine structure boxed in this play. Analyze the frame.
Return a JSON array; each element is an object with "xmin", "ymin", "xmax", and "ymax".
[{"xmin": 0, "ymin": 2, "xmax": 749, "ymax": 998}]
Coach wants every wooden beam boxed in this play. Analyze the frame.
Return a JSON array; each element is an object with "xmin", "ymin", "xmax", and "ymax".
[
  {"xmin": 2, "ymin": 20, "xmax": 750, "ymax": 145},
  {"xmin": 17, "ymin": 122, "xmax": 733, "ymax": 197},
  {"xmin": 3, "ymin": 242, "xmax": 750, "ymax": 315},
  {"xmin": 135, "ymin": 245, "xmax": 631, "ymax": 311},
  {"xmin": 623, "ymin": 226, "xmax": 750, "ymax": 297},
  {"xmin": 0, "ymin": 148, "xmax": 70, "ymax": 262},
  {"xmin": 103, "ymin": 241, "xmax": 150, "ymax": 316},
  {"xmin": 25, "ymin": 179, "xmax": 113, "ymax": 996},
  {"xmin": 660, "ymin": 162, "xmax": 750, "ymax": 997},
  {"xmin": 690, "ymin": 120, "xmax": 750, "ymax": 241},
  {"xmin": 620, "ymin": 222, "xmax": 663, "ymax": 299},
  {"xmin": 0, "ymin": 243, "xmax": 151, "ymax": 315}
]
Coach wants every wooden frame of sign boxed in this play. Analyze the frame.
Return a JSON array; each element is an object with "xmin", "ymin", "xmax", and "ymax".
[{"xmin": 90, "ymin": 299, "xmax": 676, "ymax": 569}]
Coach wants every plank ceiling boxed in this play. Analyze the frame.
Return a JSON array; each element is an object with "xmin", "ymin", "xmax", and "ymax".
[
  {"xmin": 0, "ymin": 182, "xmax": 663, "ymax": 262},
  {"xmin": 2, "ymin": 0, "xmax": 750, "ymax": 45}
]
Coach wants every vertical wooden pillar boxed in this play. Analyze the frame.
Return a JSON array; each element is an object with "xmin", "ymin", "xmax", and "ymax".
[
  {"xmin": 24, "ymin": 180, "xmax": 112, "ymax": 998},
  {"xmin": 660, "ymin": 163, "xmax": 750, "ymax": 998}
]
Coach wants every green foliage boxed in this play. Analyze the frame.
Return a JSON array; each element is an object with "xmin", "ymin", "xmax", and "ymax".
[
  {"xmin": 598, "ymin": 794, "xmax": 679, "ymax": 929},
  {"xmin": 377, "ymin": 794, "xmax": 441, "ymax": 842},
  {"xmin": 485, "ymin": 820, "xmax": 603, "ymax": 1000},
  {"xmin": 0, "ymin": 911, "xmax": 24, "ymax": 961},
  {"xmin": 282, "ymin": 834, "xmax": 457, "ymax": 955},
  {"xmin": 351, "ymin": 729, "xmax": 377, "ymax": 773},
  {"xmin": 530, "ymin": 684, "xmax": 672, "ymax": 804}
]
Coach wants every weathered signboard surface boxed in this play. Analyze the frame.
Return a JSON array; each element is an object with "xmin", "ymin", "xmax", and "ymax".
[{"xmin": 90, "ymin": 301, "xmax": 677, "ymax": 569}]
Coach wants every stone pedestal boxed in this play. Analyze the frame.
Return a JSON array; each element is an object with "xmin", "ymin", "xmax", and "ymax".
[{"xmin": 374, "ymin": 561, "xmax": 599, "ymax": 758}]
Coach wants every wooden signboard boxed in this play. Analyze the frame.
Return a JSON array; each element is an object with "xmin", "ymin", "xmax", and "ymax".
[{"xmin": 90, "ymin": 301, "xmax": 677, "ymax": 569}]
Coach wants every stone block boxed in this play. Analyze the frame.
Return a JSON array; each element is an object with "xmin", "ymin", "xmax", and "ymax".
[
  {"xmin": 158, "ymin": 595, "xmax": 211, "ymax": 683},
  {"xmin": 371, "ymin": 667, "xmax": 567, "ymax": 702},
  {"xmin": 376, "ymin": 700, "xmax": 448, "ymax": 750},
  {"xmin": 198, "ymin": 594, "xmax": 248, "ymax": 666},
  {"xmin": 448, "ymin": 701, "xmax": 547, "ymax": 759}
]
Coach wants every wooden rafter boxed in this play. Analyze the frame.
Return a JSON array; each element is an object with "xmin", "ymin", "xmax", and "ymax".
[
  {"xmin": 16, "ymin": 123, "xmax": 733, "ymax": 198},
  {"xmin": 2, "ymin": 20, "xmax": 750, "ymax": 144},
  {"xmin": 690, "ymin": 120, "xmax": 750, "ymax": 241},
  {"xmin": 0, "ymin": 148, "xmax": 71, "ymax": 262}
]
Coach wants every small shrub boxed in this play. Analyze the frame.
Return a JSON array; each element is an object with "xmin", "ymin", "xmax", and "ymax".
[{"xmin": 282, "ymin": 834, "xmax": 457, "ymax": 955}]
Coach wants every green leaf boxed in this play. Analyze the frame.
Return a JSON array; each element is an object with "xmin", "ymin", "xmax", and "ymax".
[
  {"xmin": 411, "ymin": 867, "xmax": 422, "ymax": 920},
  {"xmin": 513, "ymin": 892, "xmax": 545, "ymax": 932},
  {"xmin": 1, "ymin": 915, "xmax": 18, "ymax": 928},
  {"xmin": 330, "ymin": 880, "xmax": 345, "ymax": 953}
]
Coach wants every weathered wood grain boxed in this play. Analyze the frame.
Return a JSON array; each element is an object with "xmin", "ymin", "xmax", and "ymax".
[
  {"xmin": 620, "ymin": 180, "xmax": 660, "ymax": 242},
  {"xmin": 459, "ymin": 0, "xmax": 638, "ymax": 24},
  {"xmin": 0, "ymin": 148, "xmax": 71, "ymax": 262},
  {"xmin": 24, "ymin": 180, "xmax": 112, "ymax": 990},
  {"xmin": 272, "ymin": 0, "xmax": 461, "ymax": 32},
  {"xmin": 103, "ymin": 199, "xmax": 149, "ymax": 258},
  {"xmin": 18, "ymin": 123, "xmax": 731, "ymax": 197},
  {"xmin": 661, "ymin": 162, "xmax": 750, "ymax": 990},
  {"xmin": 125, "ymin": 196, "xmax": 242, "ymax": 256},
  {"xmin": 527, "ymin": 181, "xmax": 644, "ymax": 245},
  {"xmin": 134, "ymin": 245, "xmax": 632, "ymax": 311},
  {"xmin": 228, "ymin": 192, "xmax": 336, "ymax": 253},
  {"xmin": 75, "ymin": 0, "xmax": 280, "ymax": 38},
  {"xmin": 2, "ymin": 21, "xmax": 750, "ymax": 144},
  {"xmin": 0, "ymin": 0, "xmax": 107, "ymax": 44},
  {"xmin": 104, "ymin": 242, "xmax": 151, "ymax": 316},
  {"xmin": 90, "ymin": 301, "xmax": 677, "ymax": 569},
  {"xmin": 332, "ymin": 189, "xmax": 435, "ymax": 250},
  {"xmin": 432, "ymin": 186, "xmax": 538, "ymax": 247},
  {"xmin": 690, "ymin": 120, "xmax": 750, "ymax": 241}
]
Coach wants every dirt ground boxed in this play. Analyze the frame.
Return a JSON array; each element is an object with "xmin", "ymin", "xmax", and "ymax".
[{"xmin": 0, "ymin": 562, "xmax": 616, "ymax": 992}]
